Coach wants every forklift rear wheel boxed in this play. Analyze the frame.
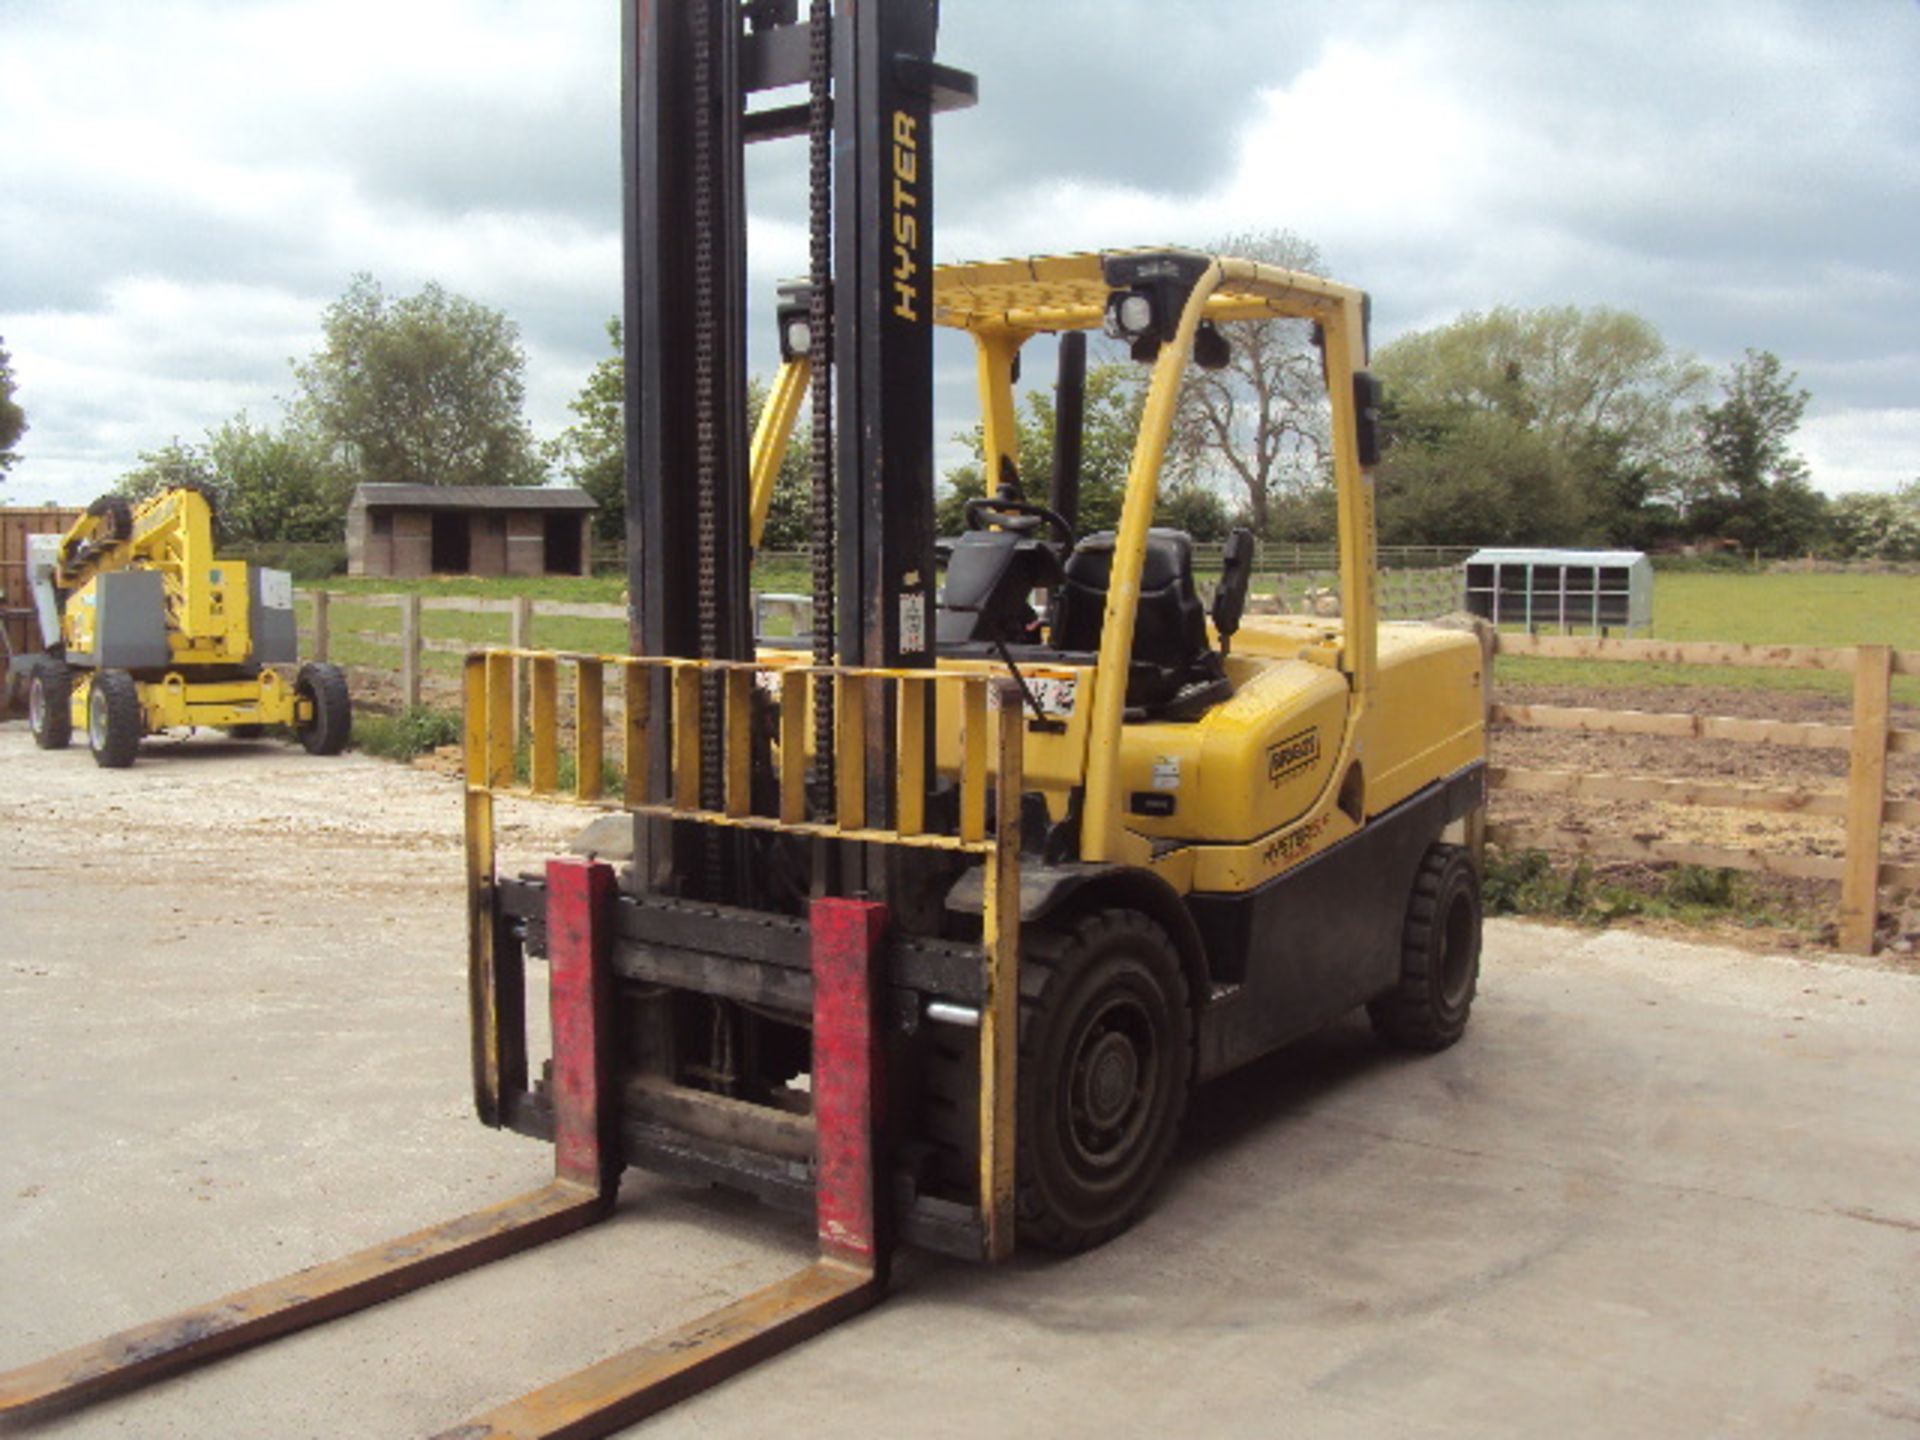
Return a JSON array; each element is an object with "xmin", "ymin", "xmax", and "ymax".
[
  {"xmin": 1017, "ymin": 908, "xmax": 1191, "ymax": 1253},
  {"xmin": 28, "ymin": 662, "xmax": 74, "ymax": 750},
  {"xmin": 87, "ymin": 670, "xmax": 143, "ymax": 769},
  {"xmin": 1368, "ymin": 842, "xmax": 1482, "ymax": 1052},
  {"xmin": 295, "ymin": 662, "xmax": 351, "ymax": 755}
]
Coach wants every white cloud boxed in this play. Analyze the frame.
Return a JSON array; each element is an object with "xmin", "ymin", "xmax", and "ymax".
[
  {"xmin": 3, "ymin": 0, "xmax": 1918, "ymax": 512},
  {"xmin": 1799, "ymin": 409, "xmax": 1920, "ymax": 496}
]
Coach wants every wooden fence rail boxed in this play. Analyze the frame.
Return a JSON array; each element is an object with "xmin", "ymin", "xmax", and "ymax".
[
  {"xmin": 302, "ymin": 591, "xmax": 1914, "ymax": 956},
  {"xmin": 1488, "ymin": 633, "xmax": 1917, "ymax": 955}
]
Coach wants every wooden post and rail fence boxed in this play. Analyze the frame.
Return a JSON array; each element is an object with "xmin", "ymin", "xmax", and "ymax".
[
  {"xmin": 302, "ymin": 590, "xmax": 1915, "ymax": 957},
  {"xmin": 1483, "ymin": 633, "xmax": 1915, "ymax": 956}
]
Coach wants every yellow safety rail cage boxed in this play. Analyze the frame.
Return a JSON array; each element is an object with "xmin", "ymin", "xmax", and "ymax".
[{"xmin": 462, "ymin": 647, "xmax": 1029, "ymax": 1258}]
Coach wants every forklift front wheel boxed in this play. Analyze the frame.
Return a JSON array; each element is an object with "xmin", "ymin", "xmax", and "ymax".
[
  {"xmin": 294, "ymin": 662, "xmax": 352, "ymax": 755},
  {"xmin": 87, "ymin": 670, "xmax": 143, "ymax": 769},
  {"xmin": 1016, "ymin": 908, "xmax": 1192, "ymax": 1253},
  {"xmin": 1368, "ymin": 842, "xmax": 1482, "ymax": 1052},
  {"xmin": 28, "ymin": 661, "xmax": 74, "ymax": 750}
]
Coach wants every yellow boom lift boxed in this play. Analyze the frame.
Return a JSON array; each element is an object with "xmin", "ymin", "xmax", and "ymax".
[
  {"xmin": 1, "ymin": 3, "xmax": 1484, "ymax": 1434},
  {"xmin": 22, "ymin": 485, "xmax": 350, "ymax": 766}
]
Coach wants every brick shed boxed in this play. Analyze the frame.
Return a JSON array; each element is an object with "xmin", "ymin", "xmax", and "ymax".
[{"xmin": 345, "ymin": 485, "xmax": 598, "ymax": 579}]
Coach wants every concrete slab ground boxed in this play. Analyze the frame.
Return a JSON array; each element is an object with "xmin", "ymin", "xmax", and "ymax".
[{"xmin": 1, "ymin": 725, "xmax": 1916, "ymax": 1437}]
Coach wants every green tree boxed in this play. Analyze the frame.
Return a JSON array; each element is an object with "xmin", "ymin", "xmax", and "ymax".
[
  {"xmin": 1828, "ymin": 481, "xmax": 1920, "ymax": 561},
  {"xmin": 547, "ymin": 318, "xmax": 626, "ymax": 539},
  {"xmin": 546, "ymin": 320, "xmax": 813, "ymax": 550},
  {"xmin": 205, "ymin": 415, "xmax": 346, "ymax": 543},
  {"xmin": 938, "ymin": 359, "xmax": 1149, "ymax": 538},
  {"xmin": 1372, "ymin": 306, "xmax": 1706, "ymax": 546},
  {"xmin": 1689, "ymin": 349, "xmax": 1825, "ymax": 555},
  {"xmin": 0, "ymin": 337, "xmax": 25, "ymax": 480},
  {"xmin": 1168, "ymin": 229, "xmax": 1332, "ymax": 539},
  {"xmin": 1155, "ymin": 478, "xmax": 1232, "ymax": 541},
  {"xmin": 113, "ymin": 420, "xmax": 348, "ymax": 544},
  {"xmin": 293, "ymin": 275, "xmax": 545, "ymax": 491},
  {"xmin": 114, "ymin": 439, "xmax": 221, "ymax": 510}
]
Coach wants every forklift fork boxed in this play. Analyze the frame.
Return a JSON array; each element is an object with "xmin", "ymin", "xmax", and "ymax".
[{"xmin": 0, "ymin": 861, "xmax": 892, "ymax": 1436}]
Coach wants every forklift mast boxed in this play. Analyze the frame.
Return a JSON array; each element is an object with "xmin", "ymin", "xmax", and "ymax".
[
  {"xmin": 0, "ymin": 3, "xmax": 989, "ymax": 1431},
  {"xmin": 626, "ymin": 0, "xmax": 974, "ymax": 895}
]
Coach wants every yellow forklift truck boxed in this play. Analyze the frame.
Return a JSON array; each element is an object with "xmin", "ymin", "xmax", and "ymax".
[
  {"xmin": 1, "ymin": 3, "xmax": 1482, "ymax": 1433},
  {"xmin": 21, "ymin": 485, "xmax": 350, "ymax": 766}
]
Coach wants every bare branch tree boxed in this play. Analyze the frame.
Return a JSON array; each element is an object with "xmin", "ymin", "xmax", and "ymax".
[{"xmin": 1167, "ymin": 229, "xmax": 1332, "ymax": 538}]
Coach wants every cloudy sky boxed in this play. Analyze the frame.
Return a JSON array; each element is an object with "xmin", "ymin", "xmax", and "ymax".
[{"xmin": 2, "ymin": 0, "xmax": 1916, "ymax": 507}]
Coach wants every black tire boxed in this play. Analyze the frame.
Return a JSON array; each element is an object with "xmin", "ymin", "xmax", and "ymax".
[
  {"xmin": 87, "ymin": 493, "xmax": 134, "ymax": 540},
  {"xmin": 294, "ymin": 662, "xmax": 351, "ymax": 755},
  {"xmin": 1369, "ymin": 843, "xmax": 1482, "ymax": 1052},
  {"xmin": 1016, "ymin": 909, "xmax": 1192, "ymax": 1252},
  {"xmin": 28, "ymin": 661, "xmax": 74, "ymax": 750},
  {"xmin": 87, "ymin": 670, "xmax": 143, "ymax": 769}
]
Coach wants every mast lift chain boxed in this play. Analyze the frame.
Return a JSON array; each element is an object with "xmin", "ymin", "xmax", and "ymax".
[{"xmin": 807, "ymin": 0, "xmax": 837, "ymax": 820}]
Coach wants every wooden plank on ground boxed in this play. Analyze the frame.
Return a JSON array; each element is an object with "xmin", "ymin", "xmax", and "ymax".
[
  {"xmin": 1487, "ymin": 765, "xmax": 1848, "ymax": 817},
  {"xmin": 1491, "ymin": 634, "xmax": 1855, "ymax": 671},
  {"xmin": 1491, "ymin": 703, "xmax": 1853, "ymax": 751},
  {"xmin": 520, "ymin": 600, "xmax": 626, "ymax": 621},
  {"xmin": 1484, "ymin": 822, "xmax": 1846, "ymax": 882}
]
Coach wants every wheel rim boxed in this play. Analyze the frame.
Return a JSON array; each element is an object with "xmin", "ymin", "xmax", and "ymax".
[
  {"xmin": 1063, "ymin": 992, "xmax": 1159, "ymax": 1175},
  {"xmin": 88, "ymin": 689, "xmax": 109, "ymax": 750},
  {"xmin": 29, "ymin": 679, "xmax": 46, "ymax": 732},
  {"xmin": 1439, "ymin": 886, "xmax": 1477, "ymax": 1007}
]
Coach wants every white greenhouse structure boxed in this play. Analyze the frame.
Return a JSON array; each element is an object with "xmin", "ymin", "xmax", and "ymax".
[{"xmin": 1462, "ymin": 548, "xmax": 1653, "ymax": 635}]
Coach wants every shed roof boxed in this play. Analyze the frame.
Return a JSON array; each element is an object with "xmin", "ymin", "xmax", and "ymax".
[
  {"xmin": 351, "ymin": 484, "xmax": 597, "ymax": 513},
  {"xmin": 1465, "ymin": 548, "xmax": 1648, "ymax": 567}
]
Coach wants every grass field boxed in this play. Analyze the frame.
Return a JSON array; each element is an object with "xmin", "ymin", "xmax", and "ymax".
[
  {"xmin": 1490, "ymin": 571, "xmax": 1920, "ymax": 702},
  {"xmin": 302, "ymin": 569, "xmax": 1920, "ymax": 703}
]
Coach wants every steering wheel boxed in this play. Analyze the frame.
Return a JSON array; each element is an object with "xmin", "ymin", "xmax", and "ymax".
[{"xmin": 964, "ymin": 495, "xmax": 1076, "ymax": 549}]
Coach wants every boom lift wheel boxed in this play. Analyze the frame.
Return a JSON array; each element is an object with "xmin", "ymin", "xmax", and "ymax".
[
  {"xmin": 86, "ymin": 670, "xmax": 143, "ymax": 769},
  {"xmin": 1017, "ymin": 908, "xmax": 1192, "ymax": 1252},
  {"xmin": 1368, "ymin": 842, "xmax": 1483, "ymax": 1052},
  {"xmin": 28, "ymin": 661, "xmax": 73, "ymax": 750},
  {"xmin": 294, "ymin": 662, "xmax": 351, "ymax": 755}
]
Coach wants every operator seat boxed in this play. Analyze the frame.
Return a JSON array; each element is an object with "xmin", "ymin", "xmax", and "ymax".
[
  {"xmin": 935, "ymin": 527, "xmax": 1064, "ymax": 646},
  {"xmin": 1050, "ymin": 528, "xmax": 1233, "ymax": 719}
]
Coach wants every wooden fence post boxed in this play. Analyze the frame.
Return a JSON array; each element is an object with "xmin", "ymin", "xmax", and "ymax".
[
  {"xmin": 1838, "ymin": 643, "xmax": 1891, "ymax": 955},
  {"xmin": 511, "ymin": 595, "xmax": 534, "ymax": 741},
  {"xmin": 311, "ymin": 590, "xmax": 330, "ymax": 662},
  {"xmin": 400, "ymin": 593, "xmax": 423, "ymax": 711}
]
